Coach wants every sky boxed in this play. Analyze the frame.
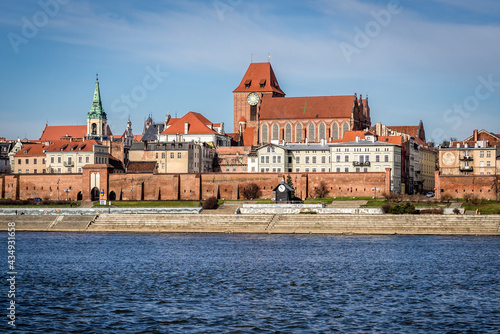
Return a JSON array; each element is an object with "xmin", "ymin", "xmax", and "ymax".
[{"xmin": 1, "ymin": 0, "xmax": 500, "ymax": 144}]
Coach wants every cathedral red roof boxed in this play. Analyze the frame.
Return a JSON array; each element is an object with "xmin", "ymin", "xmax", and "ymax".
[
  {"xmin": 161, "ymin": 112, "xmax": 219, "ymax": 135},
  {"xmin": 233, "ymin": 62, "xmax": 285, "ymax": 95},
  {"xmin": 39, "ymin": 125, "xmax": 87, "ymax": 141},
  {"xmin": 260, "ymin": 95, "xmax": 357, "ymax": 120},
  {"xmin": 387, "ymin": 125, "xmax": 419, "ymax": 138}
]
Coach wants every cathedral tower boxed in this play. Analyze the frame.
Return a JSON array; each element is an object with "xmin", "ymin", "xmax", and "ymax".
[{"xmin": 87, "ymin": 75, "xmax": 108, "ymax": 140}]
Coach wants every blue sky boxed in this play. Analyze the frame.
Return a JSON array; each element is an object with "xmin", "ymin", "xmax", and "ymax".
[{"xmin": 1, "ymin": 0, "xmax": 500, "ymax": 143}]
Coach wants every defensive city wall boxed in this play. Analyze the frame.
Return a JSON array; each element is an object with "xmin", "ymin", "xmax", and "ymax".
[
  {"xmin": 435, "ymin": 171, "xmax": 500, "ymax": 201},
  {"xmin": 0, "ymin": 165, "xmax": 391, "ymax": 201}
]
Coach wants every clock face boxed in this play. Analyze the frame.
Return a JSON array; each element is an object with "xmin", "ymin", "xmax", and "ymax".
[
  {"xmin": 247, "ymin": 93, "xmax": 260, "ymax": 106},
  {"xmin": 442, "ymin": 152, "xmax": 456, "ymax": 166},
  {"xmin": 278, "ymin": 184, "xmax": 286, "ymax": 192}
]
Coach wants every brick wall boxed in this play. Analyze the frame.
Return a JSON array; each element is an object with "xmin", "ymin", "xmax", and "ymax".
[
  {"xmin": 7, "ymin": 171, "xmax": 389, "ymax": 201},
  {"xmin": 436, "ymin": 173, "xmax": 499, "ymax": 200}
]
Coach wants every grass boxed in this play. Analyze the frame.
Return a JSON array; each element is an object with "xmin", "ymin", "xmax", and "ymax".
[
  {"xmin": 361, "ymin": 200, "xmax": 449, "ymax": 208},
  {"xmin": 94, "ymin": 200, "xmax": 201, "ymax": 208},
  {"xmin": 0, "ymin": 199, "xmax": 80, "ymax": 208},
  {"xmin": 463, "ymin": 202, "xmax": 500, "ymax": 215}
]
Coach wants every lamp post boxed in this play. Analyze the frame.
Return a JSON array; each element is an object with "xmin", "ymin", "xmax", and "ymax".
[
  {"xmin": 371, "ymin": 187, "xmax": 379, "ymax": 199},
  {"xmin": 64, "ymin": 189, "xmax": 71, "ymax": 201}
]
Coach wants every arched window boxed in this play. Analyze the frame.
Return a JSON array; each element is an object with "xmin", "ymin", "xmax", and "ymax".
[
  {"xmin": 272, "ymin": 123, "xmax": 279, "ymax": 141},
  {"xmin": 91, "ymin": 123, "xmax": 97, "ymax": 135},
  {"xmin": 342, "ymin": 122, "xmax": 349, "ymax": 137},
  {"xmin": 308, "ymin": 123, "xmax": 315, "ymax": 142},
  {"xmin": 332, "ymin": 123, "xmax": 339, "ymax": 139},
  {"xmin": 261, "ymin": 124, "xmax": 268, "ymax": 143},
  {"xmin": 285, "ymin": 124, "xmax": 292, "ymax": 142},
  {"xmin": 319, "ymin": 123, "xmax": 326, "ymax": 141},
  {"xmin": 296, "ymin": 123, "xmax": 302, "ymax": 143}
]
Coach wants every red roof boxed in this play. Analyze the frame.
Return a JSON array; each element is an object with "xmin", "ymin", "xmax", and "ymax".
[
  {"xmin": 161, "ymin": 112, "xmax": 219, "ymax": 135},
  {"xmin": 260, "ymin": 95, "xmax": 360, "ymax": 120},
  {"xmin": 387, "ymin": 125, "xmax": 419, "ymax": 138},
  {"xmin": 39, "ymin": 125, "xmax": 87, "ymax": 141},
  {"xmin": 44, "ymin": 140, "xmax": 100, "ymax": 153},
  {"xmin": 340, "ymin": 131, "xmax": 403, "ymax": 145},
  {"xmin": 233, "ymin": 63, "xmax": 285, "ymax": 95},
  {"xmin": 242, "ymin": 127, "xmax": 255, "ymax": 146},
  {"xmin": 15, "ymin": 144, "xmax": 47, "ymax": 156}
]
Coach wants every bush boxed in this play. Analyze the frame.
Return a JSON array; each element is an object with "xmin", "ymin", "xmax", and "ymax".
[
  {"xmin": 202, "ymin": 196, "xmax": 219, "ymax": 210},
  {"xmin": 381, "ymin": 203, "xmax": 391, "ymax": 214},
  {"xmin": 440, "ymin": 193, "xmax": 453, "ymax": 203},
  {"xmin": 463, "ymin": 193, "xmax": 479, "ymax": 204},
  {"xmin": 389, "ymin": 203, "xmax": 417, "ymax": 214},
  {"xmin": 420, "ymin": 208, "xmax": 443, "ymax": 215},
  {"xmin": 382, "ymin": 192, "xmax": 396, "ymax": 202},
  {"xmin": 241, "ymin": 183, "xmax": 261, "ymax": 200}
]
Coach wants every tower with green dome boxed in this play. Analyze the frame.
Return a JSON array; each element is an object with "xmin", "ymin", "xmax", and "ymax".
[{"xmin": 86, "ymin": 74, "xmax": 109, "ymax": 140}]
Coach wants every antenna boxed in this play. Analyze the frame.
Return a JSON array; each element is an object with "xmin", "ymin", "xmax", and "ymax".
[
  {"xmin": 268, "ymin": 53, "xmax": 271, "ymax": 62},
  {"xmin": 251, "ymin": 54, "xmax": 253, "ymax": 63}
]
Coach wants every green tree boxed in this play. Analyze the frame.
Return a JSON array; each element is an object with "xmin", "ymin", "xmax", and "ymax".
[{"xmin": 286, "ymin": 175, "xmax": 295, "ymax": 198}]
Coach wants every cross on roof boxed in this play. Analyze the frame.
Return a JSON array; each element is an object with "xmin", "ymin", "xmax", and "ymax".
[{"xmin": 300, "ymin": 101, "xmax": 311, "ymax": 114}]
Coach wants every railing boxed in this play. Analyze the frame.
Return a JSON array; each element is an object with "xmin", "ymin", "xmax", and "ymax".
[
  {"xmin": 353, "ymin": 161, "xmax": 370, "ymax": 167},
  {"xmin": 459, "ymin": 165, "xmax": 473, "ymax": 172},
  {"xmin": 459, "ymin": 155, "xmax": 473, "ymax": 161},
  {"xmin": 63, "ymin": 161, "xmax": 74, "ymax": 167}
]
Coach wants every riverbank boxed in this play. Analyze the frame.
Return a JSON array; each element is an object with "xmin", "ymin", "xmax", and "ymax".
[{"xmin": 1, "ymin": 213, "xmax": 499, "ymax": 235}]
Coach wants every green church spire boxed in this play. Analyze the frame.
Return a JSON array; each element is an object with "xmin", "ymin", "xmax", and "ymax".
[{"xmin": 88, "ymin": 74, "xmax": 107, "ymax": 120}]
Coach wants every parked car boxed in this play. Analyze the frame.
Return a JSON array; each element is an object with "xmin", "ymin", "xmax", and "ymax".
[{"xmin": 426, "ymin": 192, "xmax": 434, "ymax": 197}]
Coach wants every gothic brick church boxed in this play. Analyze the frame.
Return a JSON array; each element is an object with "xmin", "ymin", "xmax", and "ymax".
[{"xmin": 233, "ymin": 62, "xmax": 371, "ymax": 146}]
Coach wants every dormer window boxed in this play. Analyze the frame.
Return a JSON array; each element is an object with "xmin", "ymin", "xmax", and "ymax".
[
  {"xmin": 259, "ymin": 79, "xmax": 266, "ymax": 88},
  {"xmin": 244, "ymin": 79, "xmax": 251, "ymax": 89}
]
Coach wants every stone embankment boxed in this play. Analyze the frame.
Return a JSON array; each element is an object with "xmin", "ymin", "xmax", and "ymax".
[{"xmin": 1, "ymin": 213, "xmax": 499, "ymax": 235}]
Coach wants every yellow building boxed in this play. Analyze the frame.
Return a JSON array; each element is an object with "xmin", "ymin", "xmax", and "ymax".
[
  {"xmin": 439, "ymin": 144, "xmax": 499, "ymax": 176},
  {"xmin": 418, "ymin": 146, "xmax": 437, "ymax": 192}
]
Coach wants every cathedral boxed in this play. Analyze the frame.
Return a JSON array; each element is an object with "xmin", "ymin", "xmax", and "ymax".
[{"xmin": 233, "ymin": 62, "xmax": 371, "ymax": 146}]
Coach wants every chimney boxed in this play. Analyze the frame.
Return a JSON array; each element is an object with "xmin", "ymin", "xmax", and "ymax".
[
  {"xmin": 473, "ymin": 129, "xmax": 478, "ymax": 142},
  {"xmin": 184, "ymin": 122, "xmax": 189, "ymax": 135},
  {"xmin": 355, "ymin": 136, "xmax": 360, "ymax": 142}
]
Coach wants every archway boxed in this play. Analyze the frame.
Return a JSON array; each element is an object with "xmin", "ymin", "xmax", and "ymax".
[
  {"xmin": 91, "ymin": 187, "xmax": 100, "ymax": 201},
  {"xmin": 109, "ymin": 191, "xmax": 116, "ymax": 201},
  {"xmin": 77, "ymin": 191, "xmax": 83, "ymax": 201}
]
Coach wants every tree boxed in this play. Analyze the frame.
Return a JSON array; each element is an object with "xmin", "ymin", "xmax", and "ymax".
[
  {"xmin": 242, "ymin": 183, "xmax": 261, "ymax": 200},
  {"xmin": 286, "ymin": 175, "xmax": 295, "ymax": 198},
  {"xmin": 312, "ymin": 181, "xmax": 329, "ymax": 198}
]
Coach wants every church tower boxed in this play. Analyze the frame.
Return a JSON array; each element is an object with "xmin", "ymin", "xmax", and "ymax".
[
  {"xmin": 87, "ymin": 75, "xmax": 108, "ymax": 140},
  {"xmin": 233, "ymin": 62, "xmax": 285, "ymax": 132}
]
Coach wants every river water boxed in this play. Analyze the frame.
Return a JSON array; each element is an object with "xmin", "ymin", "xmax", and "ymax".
[{"xmin": 1, "ymin": 233, "xmax": 499, "ymax": 333}]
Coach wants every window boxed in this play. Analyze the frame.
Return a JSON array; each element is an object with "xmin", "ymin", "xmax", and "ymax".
[
  {"xmin": 68, "ymin": 156, "xmax": 72, "ymax": 164},
  {"xmin": 178, "ymin": 153, "xmax": 182, "ymax": 158},
  {"xmin": 34, "ymin": 158, "xmax": 37, "ymax": 164},
  {"xmin": 305, "ymin": 156, "xmax": 310, "ymax": 164},
  {"xmin": 336, "ymin": 155, "xmax": 340, "ymax": 162},
  {"xmin": 273, "ymin": 156, "xmax": 277, "ymax": 164},
  {"xmin": 272, "ymin": 124, "xmax": 279, "ymax": 141},
  {"xmin": 336, "ymin": 167, "xmax": 341, "ymax": 172},
  {"xmin": 285, "ymin": 124, "xmax": 292, "ymax": 142},
  {"xmin": 308, "ymin": 123, "xmax": 315, "ymax": 142},
  {"xmin": 365, "ymin": 155, "xmax": 369, "ymax": 162},
  {"xmin": 34, "ymin": 169, "xmax": 37, "ymax": 174},
  {"xmin": 18, "ymin": 159, "xmax": 21, "ymax": 164},
  {"xmin": 360, "ymin": 155, "xmax": 364, "ymax": 163},
  {"xmin": 295, "ymin": 167, "xmax": 300, "ymax": 172},
  {"xmin": 288, "ymin": 156, "xmax": 292, "ymax": 164},
  {"xmin": 58, "ymin": 157, "xmax": 61, "ymax": 163},
  {"xmin": 356, "ymin": 167, "xmax": 360, "ymax": 172},
  {"xmin": 486, "ymin": 151, "xmax": 491, "ymax": 157},
  {"xmin": 364, "ymin": 167, "xmax": 368, "ymax": 173},
  {"xmin": 480, "ymin": 161, "xmax": 484, "ymax": 167},
  {"xmin": 296, "ymin": 123, "xmax": 303, "ymax": 142},
  {"xmin": 78, "ymin": 167, "xmax": 82, "ymax": 173},
  {"xmin": 321, "ymin": 156, "xmax": 326, "ymax": 164},
  {"xmin": 156, "ymin": 153, "xmax": 158, "ymax": 159},
  {"xmin": 344, "ymin": 167, "xmax": 349, "ymax": 173},
  {"xmin": 170, "ymin": 153, "xmax": 174, "ymax": 158},
  {"xmin": 262, "ymin": 124, "xmax": 268, "ymax": 143},
  {"xmin": 296, "ymin": 156, "xmax": 300, "ymax": 164},
  {"xmin": 86, "ymin": 156, "xmax": 89, "ymax": 163},
  {"xmin": 319, "ymin": 123, "xmax": 326, "ymax": 141},
  {"xmin": 376, "ymin": 155, "xmax": 380, "ymax": 162},
  {"xmin": 68, "ymin": 168, "xmax": 72, "ymax": 173},
  {"xmin": 277, "ymin": 156, "xmax": 281, "ymax": 163},
  {"xmin": 261, "ymin": 156, "xmax": 265, "ymax": 163},
  {"xmin": 312, "ymin": 156, "xmax": 317, "ymax": 164},
  {"xmin": 342, "ymin": 122, "xmax": 349, "ymax": 136},
  {"xmin": 345, "ymin": 155, "xmax": 349, "ymax": 162},
  {"xmin": 78, "ymin": 156, "xmax": 82, "ymax": 163},
  {"xmin": 57, "ymin": 168, "xmax": 62, "ymax": 173},
  {"xmin": 162, "ymin": 163, "xmax": 165, "ymax": 169},
  {"xmin": 265, "ymin": 156, "xmax": 270, "ymax": 163},
  {"xmin": 162, "ymin": 152, "xmax": 165, "ymax": 158},
  {"xmin": 25, "ymin": 158, "xmax": 29, "ymax": 164},
  {"xmin": 261, "ymin": 168, "xmax": 265, "ymax": 173},
  {"xmin": 384, "ymin": 155, "xmax": 389, "ymax": 162},
  {"xmin": 312, "ymin": 168, "xmax": 317, "ymax": 172},
  {"xmin": 321, "ymin": 167, "xmax": 326, "ymax": 172},
  {"xmin": 487, "ymin": 161, "xmax": 491, "ymax": 167},
  {"xmin": 480, "ymin": 151, "xmax": 484, "ymax": 157},
  {"xmin": 26, "ymin": 169, "xmax": 29, "ymax": 174},
  {"xmin": 305, "ymin": 167, "xmax": 310, "ymax": 172},
  {"xmin": 332, "ymin": 123, "xmax": 339, "ymax": 139}
]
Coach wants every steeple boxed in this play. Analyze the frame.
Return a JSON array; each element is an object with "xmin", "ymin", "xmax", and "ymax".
[{"xmin": 88, "ymin": 74, "xmax": 107, "ymax": 120}]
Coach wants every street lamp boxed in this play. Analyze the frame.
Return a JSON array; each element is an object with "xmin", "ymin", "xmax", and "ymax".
[
  {"xmin": 64, "ymin": 189, "xmax": 71, "ymax": 201},
  {"xmin": 371, "ymin": 187, "xmax": 379, "ymax": 199}
]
